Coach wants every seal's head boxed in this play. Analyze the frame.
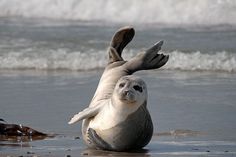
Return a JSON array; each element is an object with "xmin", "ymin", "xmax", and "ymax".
[{"xmin": 113, "ymin": 75, "xmax": 147, "ymax": 108}]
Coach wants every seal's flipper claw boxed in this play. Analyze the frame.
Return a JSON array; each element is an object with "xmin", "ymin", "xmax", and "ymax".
[
  {"xmin": 146, "ymin": 40, "xmax": 163, "ymax": 54},
  {"xmin": 150, "ymin": 54, "xmax": 169, "ymax": 69},
  {"xmin": 109, "ymin": 26, "xmax": 135, "ymax": 63},
  {"xmin": 68, "ymin": 105, "xmax": 102, "ymax": 124}
]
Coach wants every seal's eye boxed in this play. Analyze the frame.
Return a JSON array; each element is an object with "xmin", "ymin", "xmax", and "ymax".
[
  {"xmin": 133, "ymin": 85, "xmax": 142, "ymax": 93},
  {"xmin": 119, "ymin": 83, "xmax": 125, "ymax": 88}
]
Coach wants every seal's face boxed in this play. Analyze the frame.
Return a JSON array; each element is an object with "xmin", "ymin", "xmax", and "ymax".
[{"xmin": 114, "ymin": 76, "xmax": 147, "ymax": 105}]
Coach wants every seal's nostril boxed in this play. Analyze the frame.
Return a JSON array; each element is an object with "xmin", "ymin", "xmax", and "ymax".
[{"xmin": 124, "ymin": 90, "xmax": 131, "ymax": 95}]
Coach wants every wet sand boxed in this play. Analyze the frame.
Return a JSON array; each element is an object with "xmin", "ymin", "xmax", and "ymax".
[{"xmin": 1, "ymin": 70, "xmax": 236, "ymax": 156}]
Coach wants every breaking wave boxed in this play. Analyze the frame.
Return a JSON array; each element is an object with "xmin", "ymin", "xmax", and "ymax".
[
  {"xmin": 165, "ymin": 51, "xmax": 236, "ymax": 72},
  {"xmin": 0, "ymin": 49, "xmax": 235, "ymax": 72},
  {"xmin": 0, "ymin": 0, "xmax": 236, "ymax": 26}
]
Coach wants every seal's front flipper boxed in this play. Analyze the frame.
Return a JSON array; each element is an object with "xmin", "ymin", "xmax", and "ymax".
[
  {"xmin": 87, "ymin": 128, "xmax": 112, "ymax": 150},
  {"xmin": 108, "ymin": 26, "xmax": 135, "ymax": 63},
  {"xmin": 68, "ymin": 105, "xmax": 102, "ymax": 124},
  {"xmin": 125, "ymin": 41, "xmax": 169, "ymax": 73}
]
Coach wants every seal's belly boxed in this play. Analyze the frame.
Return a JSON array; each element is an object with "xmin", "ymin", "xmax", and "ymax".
[
  {"xmin": 88, "ymin": 111, "xmax": 124, "ymax": 131},
  {"xmin": 85, "ymin": 106, "xmax": 153, "ymax": 151}
]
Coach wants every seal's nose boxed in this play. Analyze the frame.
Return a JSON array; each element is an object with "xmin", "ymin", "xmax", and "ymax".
[
  {"xmin": 124, "ymin": 90, "xmax": 133, "ymax": 96},
  {"xmin": 123, "ymin": 90, "xmax": 129, "ymax": 95}
]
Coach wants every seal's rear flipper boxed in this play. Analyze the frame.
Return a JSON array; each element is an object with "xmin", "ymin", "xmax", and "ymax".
[
  {"xmin": 68, "ymin": 104, "xmax": 102, "ymax": 124},
  {"xmin": 108, "ymin": 47, "xmax": 124, "ymax": 63},
  {"xmin": 125, "ymin": 41, "xmax": 169, "ymax": 73},
  {"xmin": 109, "ymin": 26, "xmax": 135, "ymax": 63}
]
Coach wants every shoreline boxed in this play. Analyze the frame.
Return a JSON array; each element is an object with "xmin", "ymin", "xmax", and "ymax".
[
  {"xmin": 1, "ymin": 140, "xmax": 235, "ymax": 157},
  {"xmin": 1, "ymin": 68, "xmax": 236, "ymax": 157}
]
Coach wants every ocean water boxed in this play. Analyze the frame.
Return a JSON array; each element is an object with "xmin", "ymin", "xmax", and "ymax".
[
  {"xmin": 0, "ymin": 19, "xmax": 236, "ymax": 72},
  {"xmin": 0, "ymin": 0, "xmax": 236, "ymax": 156}
]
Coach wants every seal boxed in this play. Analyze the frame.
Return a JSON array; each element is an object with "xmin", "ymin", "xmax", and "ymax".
[{"xmin": 68, "ymin": 26, "xmax": 169, "ymax": 151}]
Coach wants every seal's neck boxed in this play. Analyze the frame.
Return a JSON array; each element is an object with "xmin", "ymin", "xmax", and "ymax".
[{"xmin": 90, "ymin": 66, "xmax": 128, "ymax": 107}]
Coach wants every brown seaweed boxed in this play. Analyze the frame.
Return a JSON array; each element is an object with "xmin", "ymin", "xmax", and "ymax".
[{"xmin": 0, "ymin": 119, "xmax": 50, "ymax": 142}]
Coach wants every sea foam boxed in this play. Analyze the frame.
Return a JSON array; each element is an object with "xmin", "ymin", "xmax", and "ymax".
[
  {"xmin": 0, "ymin": 0, "xmax": 235, "ymax": 26},
  {"xmin": 0, "ymin": 49, "xmax": 235, "ymax": 72},
  {"xmin": 165, "ymin": 51, "xmax": 236, "ymax": 72}
]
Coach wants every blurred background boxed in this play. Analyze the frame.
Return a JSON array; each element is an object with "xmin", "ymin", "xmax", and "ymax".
[{"xmin": 0, "ymin": 0, "xmax": 235, "ymax": 72}]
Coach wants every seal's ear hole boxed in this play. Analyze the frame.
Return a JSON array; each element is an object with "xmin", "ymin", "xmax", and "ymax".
[
  {"xmin": 133, "ymin": 85, "xmax": 143, "ymax": 93},
  {"xmin": 119, "ymin": 83, "xmax": 125, "ymax": 88}
]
